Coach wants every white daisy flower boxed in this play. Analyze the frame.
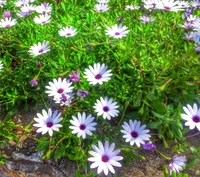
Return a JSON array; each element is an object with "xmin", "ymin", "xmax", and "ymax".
[
  {"xmin": 58, "ymin": 26, "xmax": 77, "ymax": 38},
  {"xmin": 142, "ymin": 0, "xmax": 160, "ymax": 10},
  {"xmin": 96, "ymin": 0, "xmax": 109, "ymax": 4},
  {"xmin": 94, "ymin": 4, "xmax": 109, "ymax": 12},
  {"xmin": 17, "ymin": 10, "xmax": 30, "ymax": 18},
  {"xmin": 179, "ymin": 1, "xmax": 190, "ymax": 8},
  {"xmin": 34, "ymin": 13, "xmax": 51, "ymax": 25},
  {"xmin": 45, "ymin": 78, "xmax": 74, "ymax": 100},
  {"xmin": 191, "ymin": 0, "xmax": 200, "ymax": 9},
  {"xmin": 0, "ymin": 0, "xmax": 7, "ymax": 7},
  {"xmin": 33, "ymin": 109, "xmax": 63, "ymax": 136},
  {"xmin": 69, "ymin": 112, "xmax": 97, "ymax": 139},
  {"xmin": 28, "ymin": 40, "xmax": 50, "ymax": 56},
  {"xmin": 0, "ymin": 18, "xmax": 17, "ymax": 28},
  {"xmin": 36, "ymin": 2, "xmax": 52, "ymax": 14},
  {"xmin": 105, "ymin": 24, "xmax": 130, "ymax": 39},
  {"xmin": 181, "ymin": 103, "xmax": 200, "ymax": 131},
  {"xmin": 88, "ymin": 141, "xmax": 123, "ymax": 176},
  {"xmin": 156, "ymin": 0, "xmax": 184, "ymax": 12},
  {"xmin": 17, "ymin": 5, "xmax": 35, "ymax": 17},
  {"xmin": 125, "ymin": 5, "xmax": 140, "ymax": 10},
  {"xmin": 139, "ymin": 15, "xmax": 156, "ymax": 23},
  {"xmin": 0, "ymin": 61, "xmax": 3, "ymax": 71},
  {"xmin": 15, "ymin": 0, "xmax": 29, "ymax": 7},
  {"xmin": 169, "ymin": 155, "xmax": 186, "ymax": 174},
  {"xmin": 84, "ymin": 63, "xmax": 112, "ymax": 85},
  {"xmin": 121, "ymin": 120, "xmax": 151, "ymax": 147},
  {"xmin": 184, "ymin": 32, "xmax": 198, "ymax": 41},
  {"xmin": 93, "ymin": 97, "xmax": 119, "ymax": 120}
]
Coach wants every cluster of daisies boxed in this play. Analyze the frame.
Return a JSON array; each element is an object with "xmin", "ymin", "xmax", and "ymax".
[
  {"xmin": 33, "ymin": 61, "xmax": 200, "ymax": 175},
  {"xmin": 33, "ymin": 62, "xmax": 154, "ymax": 175},
  {"xmin": 0, "ymin": 1, "xmax": 53, "ymax": 27},
  {"xmin": 1, "ymin": 0, "xmax": 200, "ymax": 176},
  {"xmin": 125, "ymin": 0, "xmax": 200, "ymax": 53}
]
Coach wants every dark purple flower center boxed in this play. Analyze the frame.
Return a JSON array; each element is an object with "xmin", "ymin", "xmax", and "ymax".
[
  {"xmin": 103, "ymin": 106, "xmax": 109, "ymax": 112},
  {"xmin": 66, "ymin": 33, "xmax": 71, "ymax": 36},
  {"xmin": 131, "ymin": 131, "xmax": 138, "ymax": 138},
  {"xmin": 101, "ymin": 155, "xmax": 109, "ymax": 162},
  {"xmin": 79, "ymin": 124, "xmax": 86, "ymax": 130},
  {"xmin": 39, "ymin": 49, "xmax": 44, "ymax": 53},
  {"xmin": 5, "ymin": 24, "xmax": 10, "ymax": 28},
  {"xmin": 57, "ymin": 88, "xmax": 64, "ymax": 94},
  {"xmin": 192, "ymin": 115, "xmax": 200, "ymax": 123},
  {"xmin": 164, "ymin": 6, "xmax": 171, "ymax": 11},
  {"xmin": 95, "ymin": 74, "xmax": 102, "ymax": 80},
  {"xmin": 115, "ymin": 32, "xmax": 121, "ymax": 36},
  {"xmin": 99, "ymin": 9, "xmax": 103, "ymax": 12},
  {"xmin": 42, "ymin": 21, "xmax": 46, "ymax": 24},
  {"xmin": 46, "ymin": 121, "xmax": 53, "ymax": 128}
]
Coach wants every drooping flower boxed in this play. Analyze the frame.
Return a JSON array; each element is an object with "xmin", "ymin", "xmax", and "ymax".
[
  {"xmin": 94, "ymin": 4, "xmax": 109, "ymax": 12},
  {"xmin": 105, "ymin": 24, "xmax": 130, "ymax": 38},
  {"xmin": 169, "ymin": 155, "xmax": 186, "ymax": 174},
  {"xmin": 58, "ymin": 26, "xmax": 77, "ymax": 38},
  {"xmin": 28, "ymin": 40, "xmax": 50, "ymax": 56},
  {"xmin": 84, "ymin": 63, "xmax": 112, "ymax": 85},
  {"xmin": 45, "ymin": 78, "xmax": 74, "ymax": 99},
  {"xmin": 54, "ymin": 92, "xmax": 74, "ymax": 106},
  {"xmin": 29, "ymin": 79, "xmax": 38, "ymax": 87},
  {"xmin": 69, "ymin": 70, "xmax": 80, "ymax": 83},
  {"xmin": 0, "ymin": 18, "xmax": 17, "ymax": 28},
  {"xmin": 33, "ymin": 13, "xmax": 51, "ymax": 25},
  {"xmin": 69, "ymin": 112, "xmax": 97, "ymax": 139},
  {"xmin": 77, "ymin": 89, "xmax": 89, "ymax": 98},
  {"xmin": 142, "ymin": 141, "xmax": 156, "ymax": 152},
  {"xmin": 17, "ymin": 9, "xmax": 30, "ymax": 18},
  {"xmin": 88, "ymin": 141, "xmax": 123, "ymax": 175},
  {"xmin": 181, "ymin": 103, "xmax": 200, "ymax": 131},
  {"xmin": 121, "ymin": 120, "xmax": 151, "ymax": 147},
  {"xmin": 93, "ymin": 97, "xmax": 119, "ymax": 120},
  {"xmin": 33, "ymin": 109, "xmax": 63, "ymax": 136}
]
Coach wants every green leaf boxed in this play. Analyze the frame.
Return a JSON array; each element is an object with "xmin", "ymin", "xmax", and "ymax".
[
  {"xmin": 54, "ymin": 142, "xmax": 66, "ymax": 161},
  {"xmin": 36, "ymin": 141, "xmax": 49, "ymax": 151},
  {"xmin": 149, "ymin": 120, "xmax": 162, "ymax": 129}
]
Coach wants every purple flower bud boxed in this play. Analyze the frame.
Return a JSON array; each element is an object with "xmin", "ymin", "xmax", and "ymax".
[
  {"xmin": 77, "ymin": 89, "xmax": 89, "ymax": 98},
  {"xmin": 29, "ymin": 79, "xmax": 38, "ymax": 87},
  {"xmin": 69, "ymin": 70, "xmax": 80, "ymax": 83},
  {"xmin": 43, "ymin": 2, "xmax": 47, "ymax": 7},
  {"xmin": 142, "ymin": 141, "xmax": 156, "ymax": 152},
  {"xmin": 3, "ymin": 11, "xmax": 11, "ymax": 19},
  {"xmin": 36, "ymin": 61, "xmax": 41, "ymax": 68}
]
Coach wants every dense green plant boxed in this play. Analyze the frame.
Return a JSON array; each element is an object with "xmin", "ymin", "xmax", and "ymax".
[{"xmin": 0, "ymin": 0, "xmax": 200, "ymax": 176}]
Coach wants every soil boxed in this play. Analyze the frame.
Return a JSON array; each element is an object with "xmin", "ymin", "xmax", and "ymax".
[{"xmin": 0, "ymin": 106, "xmax": 200, "ymax": 177}]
